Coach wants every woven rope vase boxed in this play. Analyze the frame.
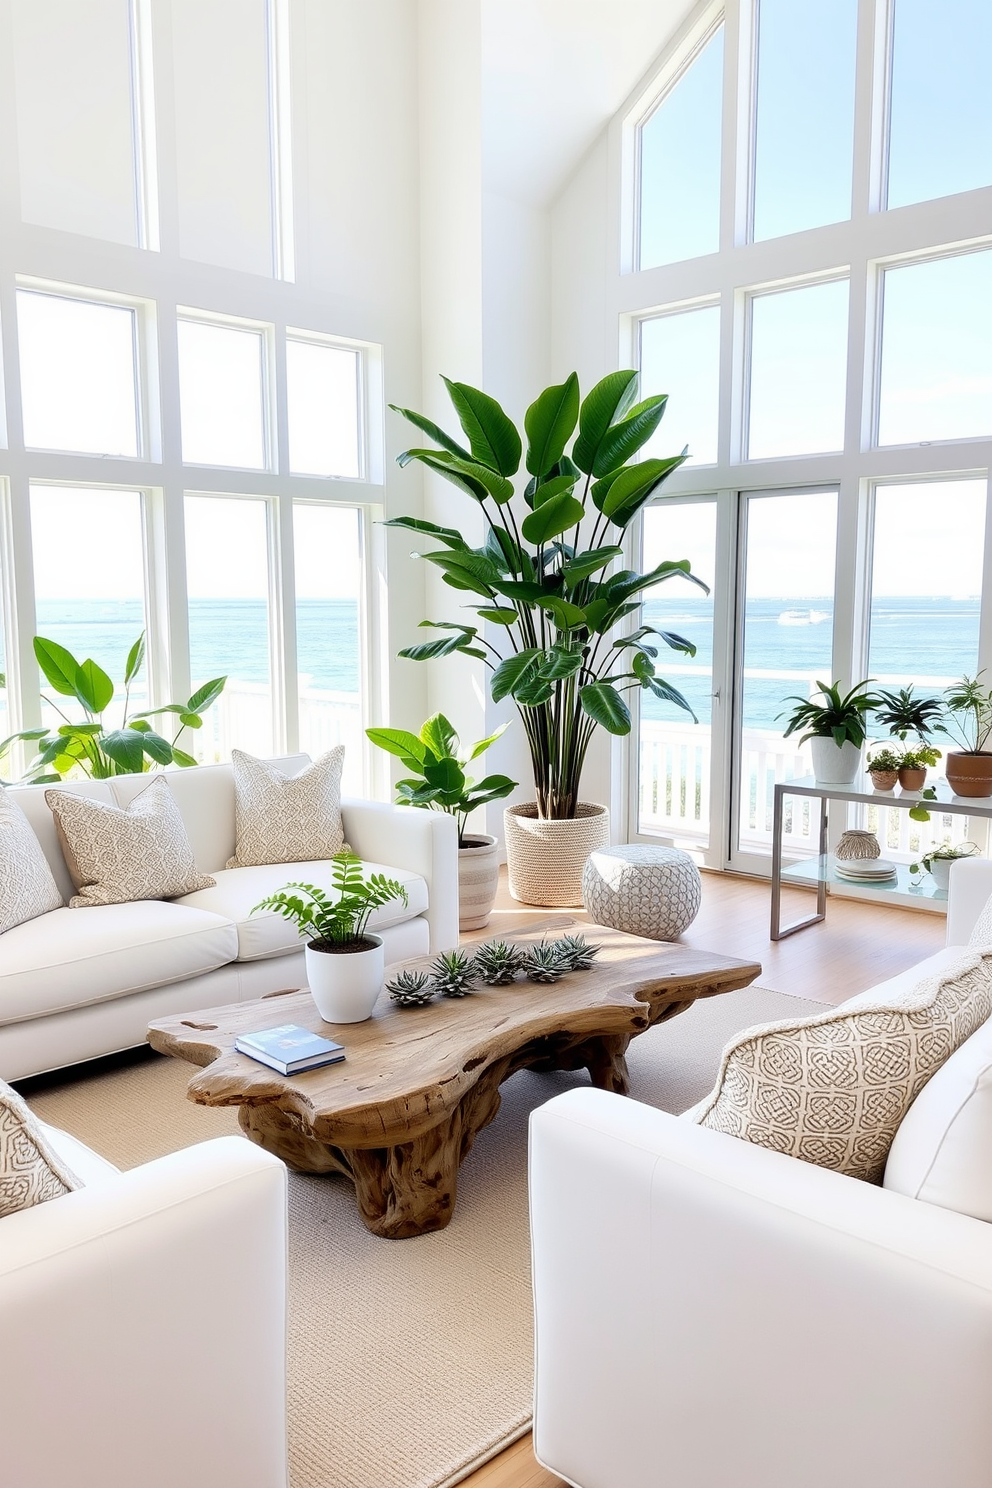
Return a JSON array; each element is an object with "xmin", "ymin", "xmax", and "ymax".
[{"xmin": 504, "ymin": 802, "xmax": 610, "ymax": 907}]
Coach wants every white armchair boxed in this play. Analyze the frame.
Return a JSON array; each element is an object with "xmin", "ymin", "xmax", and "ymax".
[
  {"xmin": 530, "ymin": 860, "xmax": 992, "ymax": 1488},
  {"xmin": 0, "ymin": 1132, "xmax": 288, "ymax": 1488}
]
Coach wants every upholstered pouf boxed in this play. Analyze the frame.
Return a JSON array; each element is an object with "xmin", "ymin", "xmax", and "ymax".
[{"xmin": 582, "ymin": 844, "xmax": 701, "ymax": 941}]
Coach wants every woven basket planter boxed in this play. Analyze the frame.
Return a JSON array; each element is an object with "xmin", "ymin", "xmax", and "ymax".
[{"xmin": 504, "ymin": 802, "xmax": 610, "ymax": 907}]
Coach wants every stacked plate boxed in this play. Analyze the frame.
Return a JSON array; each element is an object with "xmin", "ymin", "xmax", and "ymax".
[{"xmin": 833, "ymin": 857, "xmax": 898, "ymax": 883}]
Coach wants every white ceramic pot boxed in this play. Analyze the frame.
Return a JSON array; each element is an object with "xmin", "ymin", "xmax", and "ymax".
[
  {"xmin": 503, "ymin": 802, "xmax": 610, "ymax": 907},
  {"xmin": 810, "ymin": 736, "xmax": 862, "ymax": 786},
  {"xmin": 458, "ymin": 833, "xmax": 500, "ymax": 931},
  {"xmin": 929, "ymin": 858, "xmax": 954, "ymax": 893},
  {"xmin": 305, "ymin": 935, "xmax": 384, "ymax": 1024}
]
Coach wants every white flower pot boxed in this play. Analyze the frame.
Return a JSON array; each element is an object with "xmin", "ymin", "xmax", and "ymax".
[
  {"xmin": 305, "ymin": 935, "xmax": 384, "ymax": 1024},
  {"xmin": 810, "ymin": 737, "xmax": 862, "ymax": 786},
  {"xmin": 458, "ymin": 833, "xmax": 500, "ymax": 931},
  {"xmin": 929, "ymin": 858, "xmax": 954, "ymax": 893}
]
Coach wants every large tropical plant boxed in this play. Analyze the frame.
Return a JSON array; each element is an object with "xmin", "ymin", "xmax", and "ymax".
[
  {"xmin": 387, "ymin": 371, "xmax": 705, "ymax": 819},
  {"xmin": 0, "ymin": 633, "xmax": 226, "ymax": 782}
]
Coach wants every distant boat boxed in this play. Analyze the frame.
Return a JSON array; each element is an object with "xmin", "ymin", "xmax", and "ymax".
[{"xmin": 777, "ymin": 608, "xmax": 830, "ymax": 626}]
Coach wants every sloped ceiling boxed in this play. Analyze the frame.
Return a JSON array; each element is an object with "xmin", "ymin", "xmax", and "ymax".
[{"xmin": 481, "ymin": 0, "xmax": 697, "ymax": 205}]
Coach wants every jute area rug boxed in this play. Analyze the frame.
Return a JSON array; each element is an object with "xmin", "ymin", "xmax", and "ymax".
[{"xmin": 23, "ymin": 984, "xmax": 823, "ymax": 1488}]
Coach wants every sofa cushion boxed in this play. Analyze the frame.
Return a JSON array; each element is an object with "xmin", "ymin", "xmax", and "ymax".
[
  {"xmin": 175, "ymin": 859, "xmax": 428, "ymax": 961},
  {"xmin": 45, "ymin": 776, "xmax": 215, "ymax": 907},
  {"xmin": 0, "ymin": 902, "xmax": 239, "ymax": 1026},
  {"xmin": 883, "ymin": 1012, "xmax": 992, "ymax": 1220},
  {"xmin": 227, "ymin": 748, "xmax": 344, "ymax": 868},
  {"xmin": 0, "ymin": 791, "xmax": 63, "ymax": 933},
  {"xmin": 689, "ymin": 950, "xmax": 992, "ymax": 1183},
  {"xmin": 0, "ymin": 1079, "xmax": 81, "ymax": 1217}
]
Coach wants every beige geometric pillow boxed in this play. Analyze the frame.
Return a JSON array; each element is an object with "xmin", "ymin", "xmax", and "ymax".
[
  {"xmin": 690, "ymin": 950, "xmax": 992, "ymax": 1183},
  {"xmin": 226, "ymin": 747, "xmax": 345, "ymax": 868},
  {"xmin": 0, "ymin": 1078, "xmax": 81, "ymax": 1218},
  {"xmin": 0, "ymin": 790, "xmax": 63, "ymax": 932},
  {"xmin": 45, "ymin": 776, "xmax": 215, "ymax": 907}
]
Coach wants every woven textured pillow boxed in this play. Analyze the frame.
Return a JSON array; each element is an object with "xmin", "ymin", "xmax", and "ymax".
[
  {"xmin": 690, "ymin": 951, "xmax": 992, "ymax": 1183},
  {"xmin": 0, "ymin": 790, "xmax": 63, "ymax": 933},
  {"xmin": 0, "ymin": 1078, "xmax": 81, "ymax": 1218},
  {"xmin": 968, "ymin": 892, "xmax": 992, "ymax": 948},
  {"xmin": 46, "ymin": 776, "xmax": 215, "ymax": 907},
  {"xmin": 226, "ymin": 747, "xmax": 345, "ymax": 868}
]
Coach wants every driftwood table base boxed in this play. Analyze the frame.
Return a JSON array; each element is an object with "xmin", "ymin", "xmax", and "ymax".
[{"xmin": 148, "ymin": 920, "xmax": 760, "ymax": 1239}]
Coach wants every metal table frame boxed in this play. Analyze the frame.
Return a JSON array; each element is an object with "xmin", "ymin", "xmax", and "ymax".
[{"xmin": 770, "ymin": 777, "xmax": 992, "ymax": 940}]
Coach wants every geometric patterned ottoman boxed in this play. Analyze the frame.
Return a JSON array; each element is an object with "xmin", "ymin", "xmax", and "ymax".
[{"xmin": 581, "ymin": 844, "xmax": 702, "ymax": 941}]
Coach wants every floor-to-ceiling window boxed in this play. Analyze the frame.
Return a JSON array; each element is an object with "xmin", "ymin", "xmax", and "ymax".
[{"xmin": 625, "ymin": 0, "xmax": 992, "ymax": 881}]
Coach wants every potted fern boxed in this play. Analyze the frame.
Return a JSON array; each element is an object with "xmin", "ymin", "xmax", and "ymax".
[
  {"xmin": 253, "ymin": 853, "xmax": 409, "ymax": 1023},
  {"xmin": 387, "ymin": 370, "xmax": 704, "ymax": 906}
]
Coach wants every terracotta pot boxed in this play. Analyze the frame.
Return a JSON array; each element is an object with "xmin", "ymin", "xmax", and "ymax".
[
  {"xmin": 810, "ymin": 737, "xmax": 862, "ymax": 785},
  {"xmin": 898, "ymin": 766, "xmax": 927, "ymax": 791},
  {"xmin": 503, "ymin": 802, "xmax": 609, "ymax": 907},
  {"xmin": 944, "ymin": 751, "xmax": 992, "ymax": 798},
  {"xmin": 869, "ymin": 769, "xmax": 898, "ymax": 791},
  {"xmin": 457, "ymin": 833, "xmax": 500, "ymax": 931},
  {"xmin": 305, "ymin": 935, "xmax": 384, "ymax": 1023}
]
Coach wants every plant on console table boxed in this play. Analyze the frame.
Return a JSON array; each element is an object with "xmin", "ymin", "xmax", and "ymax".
[
  {"xmin": 780, "ymin": 679, "xmax": 880, "ymax": 786},
  {"xmin": 910, "ymin": 840, "xmax": 979, "ymax": 893},
  {"xmin": 936, "ymin": 674, "xmax": 992, "ymax": 798},
  {"xmin": 253, "ymin": 853, "xmax": 409, "ymax": 1024},
  {"xmin": 387, "ymin": 370, "xmax": 705, "ymax": 907},
  {"xmin": 366, "ymin": 711, "xmax": 515, "ymax": 932}
]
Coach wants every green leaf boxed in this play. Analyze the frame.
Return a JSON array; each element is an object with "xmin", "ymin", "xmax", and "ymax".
[
  {"xmin": 529, "ymin": 473, "xmax": 579, "ymax": 509},
  {"xmin": 124, "ymin": 634, "xmax": 146, "ymax": 686},
  {"xmin": 179, "ymin": 711, "xmax": 203, "ymax": 728},
  {"xmin": 399, "ymin": 624, "xmax": 480, "ymax": 662},
  {"xmin": 442, "ymin": 378, "xmax": 521, "ymax": 475},
  {"xmin": 535, "ymin": 597, "xmax": 587, "ymax": 630},
  {"xmin": 562, "ymin": 545, "xmax": 624, "ymax": 588},
  {"xmin": 591, "ymin": 395, "xmax": 668, "ymax": 477},
  {"xmin": 398, "ymin": 449, "xmax": 490, "ymax": 502},
  {"xmin": 413, "ymin": 450, "xmax": 515, "ymax": 504},
  {"xmin": 381, "ymin": 516, "xmax": 469, "ymax": 551},
  {"xmin": 537, "ymin": 647, "xmax": 583, "ymax": 681},
  {"xmin": 607, "ymin": 561, "xmax": 709, "ymax": 605},
  {"xmin": 579, "ymin": 682, "xmax": 631, "ymax": 735},
  {"xmin": 423, "ymin": 756, "xmax": 465, "ymax": 796},
  {"xmin": 571, "ymin": 370, "xmax": 639, "ymax": 474},
  {"xmin": 642, "ymin": 674, "xmax": 696, "ymax": 719},
  {"xmin": 484, "ymin": 526, "xmax": 524, "ymax": 574},
  {"xmin": 420, "ymin": 713, "xmax": 459, "ymax": 761},
  {"xmin": 599, "ymin": 455, "xmax": 688, "ymax": 526},
  {"xmin": 521, "ymin": 492, "xmax": 585, "ymax": 545},
  {"xmin": 366, "ymin": 727, "xmax": 427, "ymax": 765},
  {"xmin": 462, "ymin": 776, "xmax": 517, "ymax": 809},
  {"xmin": 491, "ymin": 649, "xmax": 542, "ymax": 704},
  {"xmin": 475, "ymin": 607, "xmax": 518, "ymax": 625},
  {"xmin": 129, "ymin": 718, "xmax": 151, "ymax": 732},
  {"xmin": 100, "ymin": 729, "xmax": 147, "ymax": 772},
  {"xmin": 419, "ymin": 549, "xmax": 501, "ymax": 588},
  {"xmin": 524, "ymin": 374, "xmax": 580, "ymax": 476},
  {"xmin": 172, "ymin": 747, "xmax": 198, "ymax": 768},
  {"xmin": 33, "ymin": 637, "xmax": 84, "ymax": 699},
  {"xmin": 468, "ymin": 723, "xmax": 509, "ymax": 759},
  {"xmin": 491, "ymin": 578, "xmax": 550, "ymax": 603},
  {"xmin": 388, "ymin": 405, "xmax": 473, "ymax": 461},
  {"xmin": 73, "ymin": 658, "xmax": 114, "ymax": 715},
  {"xmin": 514, "ymin": 669, "xmax": 554, "ymax": 707},
  {"xmin": 187, "ymin": 676, "xmax": 227, "ymax": 712},
  {"xmin": 140, "ymin": 730, "xmax": 174, "ymax": 765}
]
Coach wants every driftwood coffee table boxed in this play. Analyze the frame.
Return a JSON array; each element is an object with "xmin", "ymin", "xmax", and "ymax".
[{"xmin": 148, "ymin": 920, "xmax": 760, "ymax": 1239}]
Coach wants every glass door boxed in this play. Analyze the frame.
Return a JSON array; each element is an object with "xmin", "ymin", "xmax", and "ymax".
[
  {"xmin": 635, "ymin": 497, "xmax": 717, "ymax": 849},
  {"xmin": 731, "ymin": 488, "xmax": 838, "ymax": 871}
]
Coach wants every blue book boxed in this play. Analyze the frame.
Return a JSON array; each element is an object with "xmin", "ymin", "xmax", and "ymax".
[{"xmin": 235, "ymin": 1024, "xmax": 345, "ymax": 1075}]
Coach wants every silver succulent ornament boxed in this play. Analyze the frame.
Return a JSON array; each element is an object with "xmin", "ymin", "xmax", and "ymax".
[
  {"xmin": 522, "ymin": 940, "xmax": 567, "ymax": 984},
  {"xmin": 386, "ymin": 969, "xmax": 435, "ymax": 1007},
  {"xmin": 429, "ymin": 948, "xmax": 478, "ymax": 997},
  {"xmin": 471, "ymin": 939, "xmax": 526, "ymax": 986},
  {"xmin": 552, "ymin": 934, "xmax": 602, "ymax": 972}
]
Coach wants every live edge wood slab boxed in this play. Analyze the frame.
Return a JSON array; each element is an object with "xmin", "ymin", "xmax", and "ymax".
[{"xmin": 148, "ymin": 919, "xmax": 761, "ymax": 1240}]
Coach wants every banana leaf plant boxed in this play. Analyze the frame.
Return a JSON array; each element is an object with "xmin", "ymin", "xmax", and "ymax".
[
  {"xmin": 0, "ymin": 633, "xmax": 226, "ymax": 782},
  {"xmin": 387, "ymin": 371, "xmax": 706, "ymax": 819}
]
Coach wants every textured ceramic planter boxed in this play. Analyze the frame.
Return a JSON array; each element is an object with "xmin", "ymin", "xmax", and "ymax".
[
  {"xmin": 458, "ymin": 833, "xmax": 500, "ymax": 931},
  {"xmin": 810, "ymin": 737, "xmax": 862, "ymax": 785},
  {"xmin": 945, "ymin": 752, "xmax": 992, "ymax": 798},
  {"xmin": 898, "ymin": 766, "xmax": 927, "ymax": 791},
  {"xmin": 504, "ymin": 802, "xmax": 610, "ymax": 907},
  {"xmin": 305, "ymin": 935, "xmax": 384, "ymax": 1023}
]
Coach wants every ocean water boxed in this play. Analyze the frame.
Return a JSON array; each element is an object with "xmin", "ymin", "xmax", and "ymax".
[{"xmin": 27, "ymin": 595, "xmax": 980, "ymax": 733}]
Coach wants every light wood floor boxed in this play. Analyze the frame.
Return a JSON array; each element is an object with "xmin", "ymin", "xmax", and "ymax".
[{"xmin": 458, "ymin": 866, "xmax": 947, "ymax": 1488}]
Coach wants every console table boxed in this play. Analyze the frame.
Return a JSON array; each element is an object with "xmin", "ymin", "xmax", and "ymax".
[{"xmin": 770, "ymin": 776, "xmax": 992, "ymax": 940}]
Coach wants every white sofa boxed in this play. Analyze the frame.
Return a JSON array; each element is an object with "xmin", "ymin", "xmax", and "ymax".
[
  {"xmin": 530, "ymin": 858, "xmax": 992, "ymax": 1488},
  {"xmin": 0, "ymin": 1126, "xmax": 288, "ymax": 1488},
  {"xmin": 1, "ymin": 756, "xmax": 458, "ymax": 1080}
]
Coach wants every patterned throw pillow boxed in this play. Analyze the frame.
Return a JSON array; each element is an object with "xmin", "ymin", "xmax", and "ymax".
[
  {"xmin": 226, "ymin": 747, "xmax": 345, "ymax": 868},
  {"xmin": 46, "ymin": 776, "xmax": 215, "ymax": 907},
  {"xmin": 0, "ymin": 791, "xmax": 63, "ymax": 933},
  {"xmin": 0, "ymin": 1078, "xmax": 81, "ymax": 1218},
  {"xmin": 968, "ymin": 891, "xmax": 992, "ymax": 948},
  {"xmin": 690, "ymin": 951, "xmax": 992, "ymax": 1183}
]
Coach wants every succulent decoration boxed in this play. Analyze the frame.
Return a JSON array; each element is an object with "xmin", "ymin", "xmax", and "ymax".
[
  {"xmin": 521, "ymin": 941, "xmax": 568, "ymax": 984},
  {"xmin": 430, "ymin": 948, "xmax": 478, "ymax": 997},
  {"xmin": 553, "ymin": 934, "xmax": 601, "ymax": 971},
  {"xmin": 472, "ymin": 939, "xmax": 527, "ymax": 985},
  {"xmin": 386, "ymin": 969, "xmax": 435, "ymax": 1007}
]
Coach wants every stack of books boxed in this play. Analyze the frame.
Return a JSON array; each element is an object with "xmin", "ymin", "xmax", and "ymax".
[{"xmin": 234, "ymin": 1024, "xmax": 346, "ymax": 1075}]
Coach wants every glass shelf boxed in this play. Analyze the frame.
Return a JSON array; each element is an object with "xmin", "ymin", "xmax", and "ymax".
[{"xmin": 781, "ymin": 855, "xmax": 947, "ymax": 903}]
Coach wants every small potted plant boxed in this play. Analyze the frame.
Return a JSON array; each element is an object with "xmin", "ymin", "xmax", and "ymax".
[
  {"xmin": 253, "ymin": 853, "xmax": 409, "ymax": 1023},
  {"xmin": 897, "ymin": 744, "xmax": 941, "ymax": 792},
  {"xmin": 780, "ymin": 679, "xmax": 880, "ymax": 785},
  {"xmin": 866, "ymin": 746, "xmax": 901, "ymax": 791},
  {"xmin": 367, "ymin": 712, "xmax": 515, "ymax": 931},
  {"xmin": 910, "ymin": 841, "xmax": 979, "ymax": 893},
  {"xmin": 936, "ymin": 674, "xmax": 992, "ymax": 797},
  {"xmin": 872, "ymin": 686, "xmax": 943, "ymax": 744}
]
